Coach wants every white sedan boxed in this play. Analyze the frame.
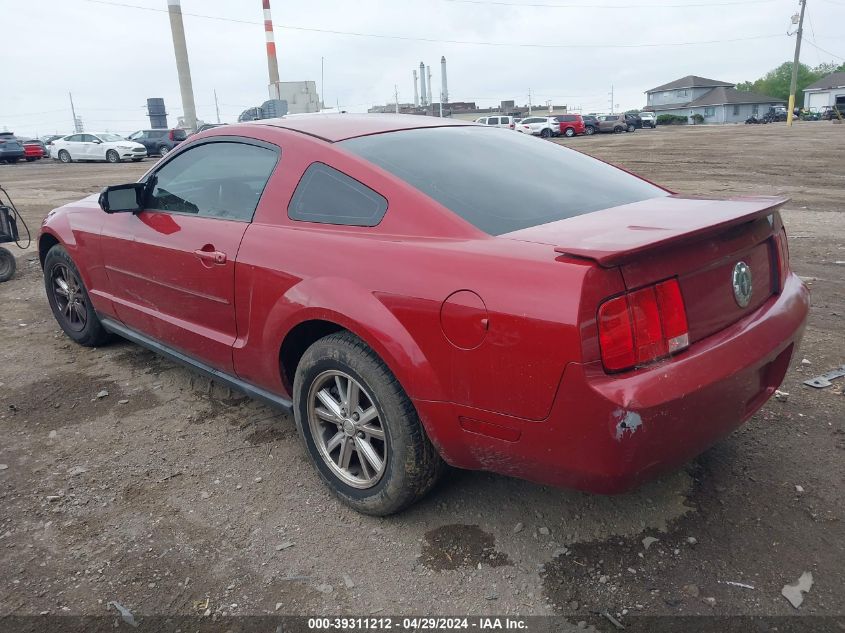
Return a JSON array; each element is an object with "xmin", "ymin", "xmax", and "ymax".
[{"xmin": 52, "ymin": 133, "xmax": 147, "ymax": 164}]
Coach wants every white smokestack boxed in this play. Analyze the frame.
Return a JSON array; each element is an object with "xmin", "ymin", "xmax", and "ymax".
[
  {"xmin": 441, "ymin": 56, "xmax": 448, "ymax": 104},
  {"xmin": 419, "ymin": 62, "xmax": 427, "ymax": 106},
  {"xmin": 413, "ymin": 70, "xmax": 419, "ymax": 107}
]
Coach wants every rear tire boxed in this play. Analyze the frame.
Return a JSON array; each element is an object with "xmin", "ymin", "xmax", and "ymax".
[
  {"xmin": 0, "ymin": 247, "xmax": 15, "ymax": 282},
  {"xmin": 614, "ymin": 126, "xmax": 623, "ymax": 133},
  {"xmin": 293, "ymin": 332, "xmax": 445, "ymax": 516},
  {"xmin": 106, "ymin": 150, "xmax": 120, "ymax": 163},
  {"xmin": 540, "ymin": 128, "xmax": 551, "ymax": 138},
  {"xmin": 43, "ymin": 245, "xmax": 111, "ymax": 347},
  {"xmin": 58, "ymin": 150, "xmax": 72, "ymax": 163},
  {"xmin": 564, "ymin": 127, "xmax": 575, "ymax": 137}
]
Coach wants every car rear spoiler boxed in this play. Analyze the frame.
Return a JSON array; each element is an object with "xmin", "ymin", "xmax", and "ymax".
[{"xmin": 546, "ymin": 195, "xmax": 789, "ymax": 267}]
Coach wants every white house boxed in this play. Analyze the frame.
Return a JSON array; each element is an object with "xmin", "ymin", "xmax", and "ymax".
[
  {"xmin": 643, "ymin": 75, "xmax": 784, "ymax": 124},
  {"xmin": 802, "ymin": 72, "xmax": 845, "ymax": 112}
]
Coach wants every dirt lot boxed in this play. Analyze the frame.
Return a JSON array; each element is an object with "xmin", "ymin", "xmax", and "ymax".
[{"xmin": 0, "ymin": 124, "xmax": 843, "ymax": 630}]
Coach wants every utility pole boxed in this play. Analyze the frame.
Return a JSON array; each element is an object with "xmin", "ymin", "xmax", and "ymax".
[
  {"xmin": 214, "ymin": 89, "xmax": 221, "ymax": 123},
  {"xmin": 787, "ymin": 0, "xmax": 807, "ymax": 127},
  {"xmin": 166, "ymin": 0, "xmax": 197, "ymax": 131},
  {"xmin": 609, "ymin": 85, "xmax": 615, "ymax": 114},
  {"xmin": 394, "ymin": 85, "xmax": 400, "ymax": 114},
  {"xmin": 68, "ymin": 92, "xmax": 81, "ymax": 133},
  {"xmin": 528, "ymin": 88, "xmax": 532, "ymax": 115}
]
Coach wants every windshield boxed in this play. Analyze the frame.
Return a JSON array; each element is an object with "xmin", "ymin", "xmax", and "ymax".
[
  {"xmin": 341, "ymin": 126, "xmax": 667, "ymax": 236},
  {"xmin": 98, "ymin": 133, "xmax": 126, "ymax": 142}
]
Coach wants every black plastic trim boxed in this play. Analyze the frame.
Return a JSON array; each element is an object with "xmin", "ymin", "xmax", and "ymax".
[{"xmin": 100, "ymin": 317, "xmax": 293, "ymax": 413}]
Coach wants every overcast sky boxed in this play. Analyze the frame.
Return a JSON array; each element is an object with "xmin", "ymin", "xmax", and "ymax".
[{"xmin": 2, "ymin": 0, "xmax": 843, "ymax": 136}]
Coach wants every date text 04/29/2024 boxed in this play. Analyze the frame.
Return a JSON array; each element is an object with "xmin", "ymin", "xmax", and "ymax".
[{"xmin": 307, "ymin": 618, "xmax": 527, "ymax": 630}]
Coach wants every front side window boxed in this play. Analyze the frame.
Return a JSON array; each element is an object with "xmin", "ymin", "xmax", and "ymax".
[
  {"xmin": 487, "ymin": 117, "xmax": 499, "ymax": 125},
  {"xmin": 81, "ymin": 134, "xmax": 97, "ymax": 142},
  {"xmin": 288, "ymin": 163, "xmax": 388, "ymax": 227},
  {"xmin": 341, "ymin": 126, "xmax": 666, "ymax": 236},
  {"xmin": 146, "ymin": 140, "xmax": 278, "ymax": 221},
  {"xmin": 127, "ymin": 131, "xmax": 143, "ymax": 140}
]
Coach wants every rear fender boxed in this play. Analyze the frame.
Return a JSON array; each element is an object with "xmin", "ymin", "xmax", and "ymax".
[{"xmin": 268, "ymin": 276, "xmax": 447, "ymax": 403}]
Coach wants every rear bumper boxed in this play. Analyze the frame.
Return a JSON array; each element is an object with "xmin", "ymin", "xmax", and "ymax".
[{"xmin": 416, "ymin": 273, "xmax": 810, "ymax": 493}]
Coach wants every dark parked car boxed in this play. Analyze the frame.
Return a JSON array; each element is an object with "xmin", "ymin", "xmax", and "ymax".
[
  {"xmin": 126, "ymin": 128, "xmax": 188, "ymax": 156},
  {"xmin": 42, "ymin": 135, "xmax": 65, "ymax": 158},
  {"xmin": 582, "ymin": 115, "xmax": 599, "ymax": 135},
  {"xmin": 40, "ymin": 114, "xmax": 808, "ymax": 515},
  {"xmin": 0, "ymin": 132, "xmax": 25, "ymax": 163},
  {"xmin": 625, "ymin": 113, "xmax": 642, "ymax": 131}
]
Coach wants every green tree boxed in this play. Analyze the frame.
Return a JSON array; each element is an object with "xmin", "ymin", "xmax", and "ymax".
[{"xmin": 736, "ymin": 60, "xmax": 842, "ymax": 107}]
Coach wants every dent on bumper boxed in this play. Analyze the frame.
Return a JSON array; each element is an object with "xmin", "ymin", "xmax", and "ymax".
[{"xmin": 417, "ymin": 273, "xmax": 810, "ymax": 494}]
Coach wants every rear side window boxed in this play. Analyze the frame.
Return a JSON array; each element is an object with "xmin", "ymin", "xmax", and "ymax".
[
  {"xmin": 341, "ymin": 127, "xmax": 666, "ymax": 236},
  {"xmin": 487, "ymin": 117, "xmax": 499, "ymax": 125},
  {"xmin": 172, "ymin": 129, "xmax": 187, "ymax": 140},
  {"xmin": 289, "ymin": 163, "xmax": 387, "ymax": 227}
]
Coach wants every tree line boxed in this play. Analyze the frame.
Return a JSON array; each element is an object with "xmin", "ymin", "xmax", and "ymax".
[{"xmin": 736, "ymin": 61, "xmax": 845, "ymax": 107}]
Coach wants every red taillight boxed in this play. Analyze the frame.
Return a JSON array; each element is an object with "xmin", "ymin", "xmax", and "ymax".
[
  {"xmin": 168, "ymin": 129, "xmax": 175, "ymax": 140},
  {"xmin": 597, "ymin": 295, "xmax": 635, "ymax": 371},
  {"xmin": 654, "ymin": 279, "xmax": 689, "ymax": 353},
  {"xmin": 598, "ymin": 278, "xmax": 689, "ymax": 372}
]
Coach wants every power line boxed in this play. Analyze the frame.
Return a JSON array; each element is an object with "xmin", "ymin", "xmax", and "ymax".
[
  {"xmin": 805, "ymin": 37, "xmax": 845, "ymax": 59},
  {"xmin": 79, "ymin": 0, "xmax": 785, "ymax": 49}
]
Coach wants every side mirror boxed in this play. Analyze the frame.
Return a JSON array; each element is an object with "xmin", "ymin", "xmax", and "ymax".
[{"xmin": 98, "ymin": 183, "xmax": 145, "ymax": 214}]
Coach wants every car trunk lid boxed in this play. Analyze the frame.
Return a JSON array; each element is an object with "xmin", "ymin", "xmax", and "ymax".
[{"xmin": 502, "ymin": 194, "xmax": 786, "ymax": 343}]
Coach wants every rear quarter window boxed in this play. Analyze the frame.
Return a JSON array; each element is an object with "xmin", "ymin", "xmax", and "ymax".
[{"xmin": 288, "ymin": 163, "xmax": 388, "ymax": 227}]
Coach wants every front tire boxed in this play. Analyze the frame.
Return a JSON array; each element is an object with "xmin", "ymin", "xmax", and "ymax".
[
  {"xmin": 585, "ymin": 126, "xmax": 595, "ymax": 135},
  {"xmin": 158, "ymin": 145, "xmax": 170, "ymax": 156},
  {"xmin": 106, "ymin": 150, "xmax": 120, "ymax": 163},
  {"xmin": 44, "ymin": 245, "xmax": 111, "ymax": 347},
  {"xmin": 58, "ymin": 150, "xmax": 72, "ymax": 163},
  {"xmin": 293, "ymin": 332, "xmax": 444, "ymax": 516}
]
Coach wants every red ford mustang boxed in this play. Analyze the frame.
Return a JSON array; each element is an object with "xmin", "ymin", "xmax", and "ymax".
[{"xmin": 39, "ymin": 114, "xmax": 809, "ymax": 515}]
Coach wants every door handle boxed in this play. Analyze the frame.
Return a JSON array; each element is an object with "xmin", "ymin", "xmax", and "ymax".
[{"xmin": 194, "ymin": 248, "xmax": 227, "ymax": 265}]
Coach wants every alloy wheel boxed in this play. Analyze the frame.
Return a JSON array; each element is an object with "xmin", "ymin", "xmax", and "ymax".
[
  {"xmin": 307, "ymin": 369, "xmax": 387, "ymax": 489},
  {"xmin": 51, "ymin": 264, "xmax": 88, "ymax": 332}
]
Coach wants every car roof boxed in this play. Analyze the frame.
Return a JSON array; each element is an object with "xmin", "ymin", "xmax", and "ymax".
[{"xmin": 248, "ymin": 113, "xmax": 474, "ymax": 142}]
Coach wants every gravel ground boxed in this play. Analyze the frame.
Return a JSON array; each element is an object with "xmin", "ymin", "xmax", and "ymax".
[{"xmin": 0, "ymin": 123, "xmax": 842, "ymax": 630}]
